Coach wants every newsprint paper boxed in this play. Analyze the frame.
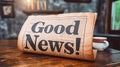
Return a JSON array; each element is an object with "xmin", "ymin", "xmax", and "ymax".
[{"xmin": 18, "ymin": 13, "xmax": 97, "ymax": 61}]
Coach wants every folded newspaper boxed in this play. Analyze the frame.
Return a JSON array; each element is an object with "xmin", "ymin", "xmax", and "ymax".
[{"xmin": 18, "ymin": 13, "xmax": 97, "ymax": 61}]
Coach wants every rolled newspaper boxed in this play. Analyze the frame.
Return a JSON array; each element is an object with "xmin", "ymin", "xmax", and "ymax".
[{"xmin": 18, "ymin": 13, "xmax": 97, "ymax": 61}]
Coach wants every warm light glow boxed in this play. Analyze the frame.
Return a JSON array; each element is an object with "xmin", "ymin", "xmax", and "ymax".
[
  {"xmin": 26, "ymin": 0, "xmax": 31, "ymax": 10},
  {"xmin": 25, "ymin": 0, "xmax": 43, "ymax": 11},
  {"xmin": 27, "ymin": 0, "xmax": 30, "ymax": 3}
]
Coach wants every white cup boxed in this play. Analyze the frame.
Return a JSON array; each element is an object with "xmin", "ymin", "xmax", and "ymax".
[{"xmin": 93, "ymin": 37, "xmax": 109, "ymax": 51}]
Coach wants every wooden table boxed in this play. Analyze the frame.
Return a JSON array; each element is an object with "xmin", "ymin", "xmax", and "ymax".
[{"xmin": 0, "ymin": 40, "xmax": 120, "ymax": 67}]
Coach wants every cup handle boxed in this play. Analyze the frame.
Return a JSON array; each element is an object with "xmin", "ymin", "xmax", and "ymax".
[{"xmin": 103, "ymin": 41, "xmax": 109, "ymax": 48}]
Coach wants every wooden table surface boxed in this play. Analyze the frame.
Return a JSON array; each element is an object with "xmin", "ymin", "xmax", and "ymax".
[{"xmin": 0, "ymin": 40, "xmax": 120, "ymax": 67}]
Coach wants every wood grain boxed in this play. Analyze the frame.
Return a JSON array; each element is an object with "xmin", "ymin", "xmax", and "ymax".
[{"xmin": 0, "ymin": 40, "xmax": 120, "ymax": 67}]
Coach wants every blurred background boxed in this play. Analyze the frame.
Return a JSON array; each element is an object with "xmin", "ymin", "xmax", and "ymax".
[{"xmin": 0, "ymin": 0, "xmax": 120, "ymax": 49}]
